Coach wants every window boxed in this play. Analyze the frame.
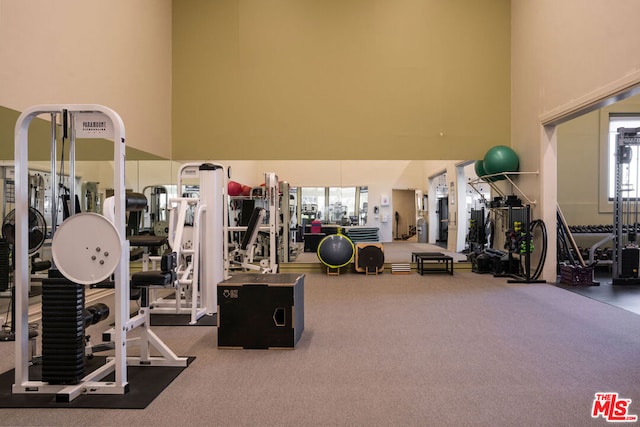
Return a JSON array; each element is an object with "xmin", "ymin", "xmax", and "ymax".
[
  {"xmin": 608, "ymin": 115, "xmax": 640, "ymax": 200},
  {"xmin": 300, "ymin": 187, "xmax": 325, "ymax": 220},
  {"xmin": 328, "ymin": 187, "xmax": 355, "ymax": 224},
  {"xmin": 297, "ymin": 186, "xmax": 367, "ymax": 225}
]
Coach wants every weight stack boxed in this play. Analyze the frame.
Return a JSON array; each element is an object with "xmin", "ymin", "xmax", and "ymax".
[
  {"xmin": 0, "ymin": 237, "xmax": 9, "ymax": 292},
  {"xmin": 621, "ymin": 247, "xmax": 640, "ymax": 278},
  {"xmin": 41, "ymin": 277, "xmax": 86, "ymax": 384}
]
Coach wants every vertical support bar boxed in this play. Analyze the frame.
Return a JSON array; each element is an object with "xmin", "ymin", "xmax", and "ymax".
[
  {"xmin": 524, "ymin": 205, "xmax": 532, "ymax": 280},
  {"xmin": 191, "ymin": 201, "xmax": 204, "ymax": 322},
  {"xmin": 223, "ymin": 167, "xmax": 230, "ymax": 280},
  {"xmin": 139, "ymin": 320, "xmax": 151, "ymax": 362},
  {"xmin": 614, "ymin": 130, "xmax": 625, "ymax": 279},
  {"xmin": 296, "ymin": 187, "xmax": 302, "ymax": 231},
  {"xmin": 212, "ymin": 165, "xmax": 224, "ymax": 309},
  {"xmin": 68, "ymin": 111, "xmax": 76, "ymax": 217},
  {"xmin": 50, "ymin": 113, "xmax": 58, "ymax": 236},
  {"xmin": 540, "ymin": 124, "xmax": 558, "ymax": 282},
  {"xmin": 281, "ymin": 181, "xmax": 290, "ymax": 263},
  {"xmin": 13, "ymin": 111, "xmax": 37, "ymax": 389},
  {"xmin": 108, "ymin": 106, "xmax": 129, "ymax": 388},
  {"xmin": 198, "ymin": 163, "xmax": 224, "ymax": 314},
  {"xmin": 267, "ymin": 172, "xmax": 279, "ymax": 272},
  {"xmin": 455, "ymin": 164, "xmax": 467, "ymax": 252}
]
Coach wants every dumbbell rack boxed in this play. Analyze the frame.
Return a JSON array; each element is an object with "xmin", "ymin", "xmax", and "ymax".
[
  {"xmin": 565, "ymin": 226, "xmax": 614, "ymax": 266},
  {"xmin": 505, "ymin": 205, "xmax": 546, "ymax": 284}
]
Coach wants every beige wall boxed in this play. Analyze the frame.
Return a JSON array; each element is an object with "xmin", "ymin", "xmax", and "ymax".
[
  {"xmin": 512, "ymin": 0, "xmax": 640, "ymax": 280},
  {"xmin": 0, "ymin": 0, "xmax": 173, "ymax": 159},
  {"xmin": 6, "ymin": 2, "xmax": 640, "ymax": 258},
  {"xmin": 172, "ymin": 0, "xmax": 510, "ymax": 161},
  {"xmin": 557, "ymin": 96, "xmax": 640, "ymax": 225},
  {"xmin": 512, "ymin": 0, "xmax": 640, "ymax": 201},
  {"xmin": 557, "ymin": 111, "xmax": 604, "ymax": 225}
]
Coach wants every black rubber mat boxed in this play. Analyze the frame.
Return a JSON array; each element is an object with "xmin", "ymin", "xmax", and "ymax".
[
  {"xmin": 0, "ymin": 356, "xmax": 194, "ymax": 408},
  {"xmin": 557, "ymin": 271, "xmax": 640, "ymax": 315}
]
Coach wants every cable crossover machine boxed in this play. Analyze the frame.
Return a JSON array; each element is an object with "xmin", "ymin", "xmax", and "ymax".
[
  {"xmin": 612, "ymin": 127, "xmax": 640, "ymax": 285},
  {"xmin": 12, "ymin": 105, "xmax": 188, "ymax": 403}
]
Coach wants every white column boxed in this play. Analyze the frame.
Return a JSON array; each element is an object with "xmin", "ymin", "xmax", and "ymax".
[{"xmin": 541, "ymin": 124, "xmax": 558, "ymax": 282}]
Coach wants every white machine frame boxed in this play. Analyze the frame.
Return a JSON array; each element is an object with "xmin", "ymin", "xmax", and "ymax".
[
  {"xmin": 226, "ymin": 172, "xmax": 280, "ymax": 274},
  {"xmin": 12, "ymin": 104, "xmax": 187, "ymax": 402},
  {"xmin": 148, "ymin": 163, "xmax": 225, "ymax": 321}
]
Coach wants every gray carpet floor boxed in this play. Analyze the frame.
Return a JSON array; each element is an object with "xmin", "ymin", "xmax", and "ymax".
[{"xmin": 1, "ymin": 271, "xmax": 639, "ymax": 426}]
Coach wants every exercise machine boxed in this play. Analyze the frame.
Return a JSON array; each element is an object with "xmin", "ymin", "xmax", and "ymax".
[
  {"xmin": 612, "ymin": 127, "xmax": 640, "ymax": 285},
  {"xmin": 228, "ymin": 206, "xmax": 269, "ymax": 272},
  {"xmin": 226, "ymin": 172, "xmax": 280, "ymax": 274},
  {"xmin": 12, "ymin": 104, "xmax": 187, "ymax": 402},
  {"xmin": 142, "ymin": 184, "xmax": 171, "ymax": 235},
  {"xmin": 147, "ymin": 163, "xmax": 225, "ymax": 321},
  {"xmin": 81, "ymin": 181, "xmax": 100, "ymax": 213},
  {"xmin": 0, "ymin": 205, "xmax": 48, "ymax": 340}
]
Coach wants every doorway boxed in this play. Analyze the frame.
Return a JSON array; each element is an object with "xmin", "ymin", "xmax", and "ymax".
[
  {"xmin": 391, "ymin": 189, "xmax": 417, "ymax": 241},
  {"xmin": 436, "ymin": 196, "xmax": 449, "ymax": 246}
]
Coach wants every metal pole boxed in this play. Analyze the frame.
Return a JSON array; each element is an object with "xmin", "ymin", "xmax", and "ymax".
[
  {"xmin": 69, "ymin": 111, "xmax": 76, "ymax": 217},
  {"xmin": 50, "ymin": 113, "xmax": 58, "ymax": 238}
]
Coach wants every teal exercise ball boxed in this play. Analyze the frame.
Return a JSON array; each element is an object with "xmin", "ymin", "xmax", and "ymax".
[
  {"xmin": 483, "ymin": 145, "xmax": 519, "ymax": 181},
  {"xmin": 474, "ymin": 160, "xmax": 494, "ymax": 182}
]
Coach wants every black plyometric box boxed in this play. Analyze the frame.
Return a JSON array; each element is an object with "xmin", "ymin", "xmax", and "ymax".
[{"xmin": 217, "ymin": 274, "xmax": 304, "ymax": 349}]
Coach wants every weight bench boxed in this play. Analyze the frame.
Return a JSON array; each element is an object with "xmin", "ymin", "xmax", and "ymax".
[
  {"xmin": 131, "ymin": 252, "xmax": 177, "ymax": 307},
  {"xmin": 241, "ymin": 207, "xmax": 265, "ymax": 253},
  {"xmin": 126, "ymin": 234, "xmax": 169, "ymax": 299},
  {"xmin": 230, "ymin": 207, "xmax": 269, "ymax": 272},
  {"xmin": 100, "ymin": 249, "xmax": 186, "ymax": 368},
  {"xmin": 128, "ymin": 234, "xmax": 168, "ymax": 265},
  {"xmin": 89, "ymin": 251, "xmax": 176, "ymax": 303}
]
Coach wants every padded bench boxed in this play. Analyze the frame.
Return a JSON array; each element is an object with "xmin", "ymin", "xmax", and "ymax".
[
  {"xmin": 91, "ymin": 251, "xmax": 177, "ymax": 302},
  {"xmin": 128, "ymin": 235, "xmax": 168, "ymax": 261},
  {"xmin": 131, "ymin": 251, "xmax": 177, "ymax": 306}
]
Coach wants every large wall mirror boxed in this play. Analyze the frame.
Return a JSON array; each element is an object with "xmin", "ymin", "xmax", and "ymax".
[
  {"xmin": 297, "ymin": 186, "xmax": 368, "ymax": 226},
  {"xmin": 2, "ymin": 153, "xmax": 485, "ymax": 270}
]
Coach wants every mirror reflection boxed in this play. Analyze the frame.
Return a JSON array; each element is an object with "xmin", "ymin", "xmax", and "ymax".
[
  {"xmin": 2, "ymin": 158, "xmax": 492, "ymax": 272},
  {"xmin": 298, "ymin": 186, "xmax": 367, "ymax": 226}
]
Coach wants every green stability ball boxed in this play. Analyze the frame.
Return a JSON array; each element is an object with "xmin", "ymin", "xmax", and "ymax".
[
  {"xmin": 483, "ymin": 145, "xmax": 519, "ymax": 181},
  {"xmin": 474, "ymin": 159, "xmax": 494, "ymax": 182}
]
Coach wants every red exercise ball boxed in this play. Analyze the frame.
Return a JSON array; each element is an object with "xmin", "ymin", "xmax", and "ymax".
[{"xmin": 228, "ymin": 181, "xmax": 243, "ymax": 196}]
